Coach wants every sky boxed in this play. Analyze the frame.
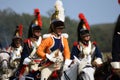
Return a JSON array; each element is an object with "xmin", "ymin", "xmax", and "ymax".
[{"xmin": 0, "ymin": 0, "xmax": 120, "ymax": 25}]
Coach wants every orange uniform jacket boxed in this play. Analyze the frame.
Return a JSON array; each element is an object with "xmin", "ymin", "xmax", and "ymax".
[{"xmin": 37, "ymin": 33, "xmax": 70, "ymax": 60}]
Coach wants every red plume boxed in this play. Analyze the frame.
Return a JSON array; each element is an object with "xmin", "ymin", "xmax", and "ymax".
[
  {"xmin": 18, "ymin": 24, "xmax": 23, "ymax": 37},
  {"xmin": 79, "ymin": 13, "xmax": 90, "ymax": 30},
  {"xmin": 34, "ymin": 8, "xmax": 42, "ymax": 27},
  {"xmin": 118, "ymin": 0, "xmax": 120, "ymax": 4}
]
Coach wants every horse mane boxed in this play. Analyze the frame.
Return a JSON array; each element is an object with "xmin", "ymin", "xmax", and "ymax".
[
  {"xmin": 78, "ymin": 71, "xmax": 90, "ymax": 80},
  {"xmin": 94, "ymin": 57, "xmax": 112, "ymax": 80},
  {"xmin": 0, "ymin": 51, "xmax": 10, "ymax": 55}
]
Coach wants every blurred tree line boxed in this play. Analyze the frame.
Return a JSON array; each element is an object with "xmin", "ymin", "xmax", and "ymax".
[{"xmin": 0, "ymin": 8, "xmax": 116, "ymax": 52}]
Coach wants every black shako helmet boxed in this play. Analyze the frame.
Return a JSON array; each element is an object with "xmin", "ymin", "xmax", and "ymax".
[
  {"xmin": 49, "ymin": 0, "xmax": 65, "ymax": 33},
  {"xmin": 28, "ymin": 8, "xmax": 42, "ymax": 38},
  {"xmin": 77, "ymin": 13, "xmax": 90, "ymax": 41}
]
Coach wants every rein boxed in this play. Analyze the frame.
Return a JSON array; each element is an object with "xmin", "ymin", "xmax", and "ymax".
[
  {"xmin": 0, "ymin": 59, "xmax": 9, "ymax": 65},
  {"xmin": 0, "ymin": 51, "xmax": 10, "ymax": 55},
  {"xmin": 83, "ymin": 65, "xmax": 93, "ymax": 69},
  {"xmin": 64, "ymin": 71, "xmax": 71, "ymax": 80},
  {"xmin": 0, "ymin": 52, "xmax": 10, "ymax": 66}
]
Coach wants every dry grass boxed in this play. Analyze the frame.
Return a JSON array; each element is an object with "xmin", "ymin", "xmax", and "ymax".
[{"xmin": 102, "ymin": 52, "xmax": 112, "ymax": 62}]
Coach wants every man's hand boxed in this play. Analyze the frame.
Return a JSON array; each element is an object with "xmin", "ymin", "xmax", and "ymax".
[
  {"xmin": 23, "ymin": 57, "xmax": 31, "ymax": 65},
  {"xmin": 92, "ymin": 60, "xmax": 102, "ymax": 68},
  {"xmin": 46, "ymin": 54, "xmax": 57, "ymax": 62}
]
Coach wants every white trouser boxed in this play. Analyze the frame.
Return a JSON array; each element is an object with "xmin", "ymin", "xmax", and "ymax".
[
  {"xmin": 41, "ymin": 50, "xmax": 64, "ymax": 80},
  {"xmin": 41, "ymin": 67, "xmax": 54, "ymax": 80}
]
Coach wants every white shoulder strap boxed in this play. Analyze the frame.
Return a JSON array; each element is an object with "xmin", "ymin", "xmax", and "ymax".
[
  {"xmin": 61, "ymin": 33, "xmax": 69, "ymax": 38},
  {"xmin": 43, "ymin": 34, "xmax": 51, "ymax": 39}
]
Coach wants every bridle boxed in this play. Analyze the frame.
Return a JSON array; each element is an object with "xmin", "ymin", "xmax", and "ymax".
[
  {"xmin": 0, "ymin": 51, "xmax": 10, "ymax": 69},
  {"xmin": 0, "ymin": 59, "xmax": 9, "ymax": 67}
]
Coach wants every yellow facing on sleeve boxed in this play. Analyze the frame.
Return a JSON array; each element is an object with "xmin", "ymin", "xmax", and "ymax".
[{"xmin": 63, "ymin": 38, "xmax": 70, "ymax": 59}]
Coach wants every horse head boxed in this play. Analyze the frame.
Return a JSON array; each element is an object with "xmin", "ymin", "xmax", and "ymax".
[
  {"xmin": 78, "ymin": 71, "xmax": 91, "ymax": 80},
  {"xmin": 94, "ymin": 58, "xmax": 112, "ymax": 80},
  {"xmin": 0, "ymin": 51, "xmax": 11, "ymax": 80},
  {"xmin": 0, "ymin": 51, "xmax": 10, "ymax": 72}
]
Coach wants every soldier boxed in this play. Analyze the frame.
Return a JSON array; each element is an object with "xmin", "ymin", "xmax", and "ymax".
[
  {"xmin": 71, "ymin": 13, "xmax": 103, "ymax": 80},
  {"xmin": 18, "ymin": 8, "xmax": 42, "ymax": 79},
  {"xmin": 110, "ymin": 14, "xmax": 120, "ymax": 79},
  {"xmin": 8, "ymin": 24, "xmax": 23, "ymax": 68},
  {"xmin": 111, "ymin": 14, "xmax": 120, "ymax": 62},
  {"xmin": 37, "ymin": 0, "xmax": 72, "ymax": 80}
]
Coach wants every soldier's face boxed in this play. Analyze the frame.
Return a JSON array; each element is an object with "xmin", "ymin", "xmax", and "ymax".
[
  {"xmin": 33, "ymin": 30, "xmax": 41, "ymax": 37},
  {"xmin": 14, "ymin": 39, "xmax": 21, "ymax": 48},
  {"xmin": 82, "ymin": 34, "xmax": 90, "ymax": 41},
  {"xmin": 55, "ymin": 27, "xmax": 63, "ymax": 36}
]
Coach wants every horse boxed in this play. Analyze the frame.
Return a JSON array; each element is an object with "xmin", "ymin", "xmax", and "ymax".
[
  {"xmin": 70, "ymin": 55, "xmax": 95, "ymax": 80},
  {"xmin": 14, "ymin": 49, "xmax": 76, "ymax": 80},
  {"xmin": 0, "ymin": 37, "xmax": 23, "ymax": 80},
  {"xmin": 77, "ymin": 65, "xmax": 95, "ymax": 80},
  {"xmin": 94, "ymin": 57, "xmax": 120, "ymax": 80},
  {"xmin": 0, "ymin": 50, "xmax": 12, "ymax": 80},
  {"xmin": 19, "ymin": 49, "xmax": 65, "ymax": 80},
  {"xmin": 76, "ymin": 59, "xmax": 111, "ymax": 80},
  {"xmin": 7, "ymin": 37, "xmax": 23, "ymax": 69},
  {"xmin": 94, "ymin": 60, "xmax": 112, "ymax": 80}
]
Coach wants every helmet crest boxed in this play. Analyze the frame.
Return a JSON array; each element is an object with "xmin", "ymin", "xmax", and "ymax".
[
  {"xmin": 28, "ymin": 8, "xmax": 42, "ymax": 38},
  {"xmin": 77, "ymin": 13, "xmax": 90, "ymax": 41},
  {"xmin": 49, "ymin": 0, "xmax": 65, "ymax": 33}
]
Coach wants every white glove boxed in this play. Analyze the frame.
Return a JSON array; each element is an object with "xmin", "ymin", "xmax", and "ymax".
[
  {"xmin": 46, "ymin": 54, "xmax": 57, "ymax": 62},
  {"xmin": 23, "ymin": 57, "xmax": 31, "ymax": 65},
  {"xmin": 73, "ymin": 56, "xmax": 81, "ymax": 64},
  {"xmin": 94, "ymin": 58, "xmax": 103, "ymax": 65},
  {"xmin": 63, "ymin": 59, "xmax": 72, "ymax": 71}
]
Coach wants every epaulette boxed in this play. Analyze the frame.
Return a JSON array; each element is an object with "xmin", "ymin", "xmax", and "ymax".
[
  {"xmin": 43, "ymin": 34, "xmax": 51, "ymax": 39},
  {"xmin": 92, "ymin": 41, "xmax": 97, "ymax": 46},
  {"xmin": 61, "ymin": 33, "xmax": 69, "ymax": 38},
  {"xmin": 43, "ymin": 33, "xmax": 69, "ymax": 39},
  {"xmin": 24, "ymin": 39, "xmax": 30, "ymax": 43},
  {"xmin": 73, "ymin": 41, "xmax": 78, "ymax": 46},
  {"xmin": 24, "ymin": 39, "xmax": 32, "ymax": 47}
]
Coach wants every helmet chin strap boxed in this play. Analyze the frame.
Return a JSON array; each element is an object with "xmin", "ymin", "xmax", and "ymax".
[
  {"xmin": 32, "ymin": 35, "xmax": 39, "ymax": 40},
  {"xmin": 56, "ymin": 33, "xmax": 61, "ymax": 36},
  {"xmin": 53, "ymin": 32, "xmax": 61, "ymax": 37},
  {"xmin": 81, "ymin": 40, "xmax": 89, "ymax": 45}
]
